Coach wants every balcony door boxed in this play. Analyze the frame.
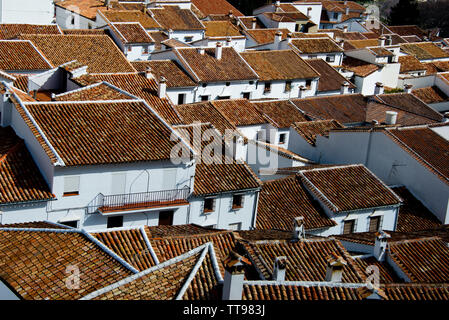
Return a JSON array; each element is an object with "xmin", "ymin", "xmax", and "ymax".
[{"xmin": 158, "ymin": 210, "xmax": 174, "ymax": 226}]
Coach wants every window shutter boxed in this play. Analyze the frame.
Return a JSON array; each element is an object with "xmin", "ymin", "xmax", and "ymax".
[
  {"xmin": 64, "ymin": 176, "xmax": 80, "ymax": 194},
  {"xmin": 379, "ymin": 215, "xmax": 384, "ymax": 231},
  {"xmin": 212, "ymin": 198, "xmax": 216, "ymax": 211},
  {"xmin": 240, "ymin": 195, "xmax": 245, "ymax": 208},
  {"xmin": 353, "ymin": 219, "xmax": 358, "ymax": 232}
]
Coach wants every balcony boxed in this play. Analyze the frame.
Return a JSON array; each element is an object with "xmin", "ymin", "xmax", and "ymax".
[{"xmin": 87, "ymin": 187, "xmax": 190, "ymax": 215}]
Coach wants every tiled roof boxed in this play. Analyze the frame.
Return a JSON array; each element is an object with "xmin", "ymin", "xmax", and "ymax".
[
  {"xmin": 191, "ymin": 0, "xmax": 244, "ymax": 17},
  {"xmin": 398, "ymin": 55, "xmax": 426, "ymax": 73},
  {"xmin": 146, "ymin": 224, "xmax": 220, "ymax": 238},
  {"xmin": 240, "ymin": 50, "xmax": 319, "ymax": 81},
  {"xmin": 305, "ymin": 59, "xmax": 355, "ymax": 92},
  {"xmin": 137, "ymin": 60, "xmax": 197, "ymax": 88},
  {"xmin": 110, "ymin": 22, "xmax": 153, "ymax": 44},
  {"xmin": 251, "ymin": 100, "xmax": 308, "ymax": 128},
  {"xmin": 54, "ymin": 82, "xmax": 134, "ymax": 101},
  {"xmin": 290, "ymin": 38, "xmax": 343, "ymax": 53},
  {"xmin": 101, "ymin": 10, "xmax": 161, "ymax": 29},
  {"xmin": 20, "ymin": 35, "xmax": 136, "ymax": 74},
  {"xmin": 368, "ymin": 46, "xmax": 394, "ymax": 57},
  {"xmin": 382, "ymin": 283, "xmax": 449, "ymax": 300},
  {"xmin": 0, "ymin": 24, "xmax": 61, "ymax": 39},
  {"xmin": 256, "ymin": 175, "xmax": 336, "ymax": 231},
  {"xmin": 388, "ymin": 25, "xmax": 428, "ymax": 39},
  {"xmin": 20, "ymin": 101, "xmax": 186, "ymax": 166},
  {"xmin": 0, "ymin": 229, "xmax": 133, "ymax": 299},
  {"xmin": 241, "ymin": 238, "xmax": 366, "ymax": 282},
  {"xmin": 354, "ymin": 256, "xmax": 403, "ymax": 283},
  {"xmin": 0, "ymin": 126, "xmax": 54, "ymax": 204},
  {"xmin": 263, "ymin": 11, "xmax": 309, "ymax": 22},
  {"xmin": 384, "ymin": 126, "xmax": 449, "ymax": 185},
  {"xmin": 244, "ymin": 28, "xmax": 291, "ymax": 45},
  {"xmin": 82, "ymin": 73, "xmax": 182, "ymax": 124},
  {"xmin": 236, "ymin": 229, "xmax": 294, "ymax": 241},
  {"xmin": 149, "ymin": 6, "xmax": 204, "ymax": 31},
  {"xmin": 412, "ymin": 86, "xmax": 449, "ymax": 104},
  {"xmin": 210, "ymin": 99, "xmax": 267, "ymax": 127},
  {"xmin": 400, "ymin": 42, "xmax": 449, "ymax": 60},
  {"xmin": 203, "ymin": 21, "xmax": 243, "ymax": 38},
  {"xmin": 299, "ymin": 165, "xmax": 402, "ymax": 213},
  {"xmin": 342, "ymin": 56, "xmax": 379, "ymax": 77},
  {"xmin": 389, "ymin": 237, "xmax": 449, "ymax": 283},
  {"xmin": 291, "ymin": 94, "xmax": 367, "ymax": 124},
  {"xmin": 54, "ymin": 0, "xmax": 107, "ymax": 20},
  {"xmin": 175, "ymin": 47, "xmax": 258, "ymax": 82},
  {"xmin": 63, "ymin": 29, "xmax": 107, "ymax": 35},
  {"xmin": 0, "ymin": 221, "xmax": 69, "ymax": 229},
  {"xmin": 424, "ymin": 61, "xmax": 449, "ymax": 74},
  {"xmin": 0, "ymin": 40, "xmax": 52, "ymax": 71},
  {"xmin": 391, "ymin": 186, "xmax": 442, "ymax": 233},
  {"xmin": 291, "ymin": 120, "xmax": 344, "ymax": 146},
  {"xmin": 344, "ymin": 39, "xmax": 378, "ymax": 50}
]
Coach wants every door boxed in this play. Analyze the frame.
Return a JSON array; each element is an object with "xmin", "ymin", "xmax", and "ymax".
[{"xmin": 158, "ymin": 210, "xmax": 174, "ymax": 226}]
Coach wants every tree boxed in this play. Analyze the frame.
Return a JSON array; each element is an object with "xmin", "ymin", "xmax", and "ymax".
[{"xmin": 388, "ymin": 0, "xmax": 420, "ymax": 25}]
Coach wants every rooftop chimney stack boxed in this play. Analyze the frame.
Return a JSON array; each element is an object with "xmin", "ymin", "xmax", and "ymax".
[
  {"xmin": 378, "ymin": 36, "xmax": 386, "ymax": 47},
  {"xmin": 226, "ymin": 37, "xmax": 232, "ymax": 47},
  {"xmin": 340, "ymin": 81, "xmax": 350, "ymax": 95},
  {"xmin": 222, "ymin": 251, "xmax": 249, "ymax": 300},
  {"xmin": 298, "ymin": 85, "xmax": 306, "ymax": 99},
  {"xmin": 272, "ymin": 256, "xmax": 287, "ymax": 282},
  {"xmin": 325, "ymin": 255, "xmax": 347, "ymax": 282},
  {"xmin": 345, "ymin": 7, "xmax": 349, "ymax": 15},
  {"xmin": 307, "ymin": 7, "xmax": 312, "ymax": 18},
  {"xmin": 404, "ymin": 84, "xmax": 413, "ymax": 94},
  {"xmin": 275, "ymin": 1, "xmax": 281, "ymax": 12},
  {"xmin": 274, "ymin": 31, "xmax": 283, "ymax": 47},
  {"xmin": 158, "ymin": 76, "xmax": 167, "ymax": 98},
  {"xmin": 374, "ymin": 82, "xmax": 384, "ymax": 95},
  {"xmin": 145, "ymin": 67, "xmax": 154, "ymax": 79},
  {"xmin": 287, "ymin": 33, "xmax": 293, "ymax": 44},
  {"xmin": 374, "ymin": 231, "xmax": 391, "ymax": 261},
  {"xmin": 215, "ymin": 42, "xmax": 223, "ymax": 60},
  {"xmin": 251, "ymin": 17, "xmax": 257, "ymax": 29},
  {"xmin": 386, "ymin": 35, "xmax": 392, "ymax": 46},
  {"xmin": 343, "ymin": 25, "xmax": 348, "ymax": 33},
  {"xmin": 168, "ymin": 29, "xmax": 174, "ymax": 39},
  {"xmin": 385, "ymin": 111, "xmax": 398, "ymax": 125},
  {"xmin": 198, "ymin": 47, "xmax": 205, "ymax": 55},
  {"xmin": 228, "ymin": 10, "xmax": 234, "ymax": 19},
  {"xmin": 292, "ymin": 216, "xmax": 305, "ymax": 240}
]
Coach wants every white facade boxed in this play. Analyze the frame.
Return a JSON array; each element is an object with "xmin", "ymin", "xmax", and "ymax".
[
  {"xmin": 0, "ymin": 0, "xmax": 54, "ymax": 24},
  {"xmin": 192, "ymin": 38, "xmax": 247, "ymax": 53},
  {"xmin": 252, "ymin": 79, "xmax": 318, "ymax": 99},
  {"xmin": 55, "ymin": 5, "xmax": 95, "ymax": 30}
]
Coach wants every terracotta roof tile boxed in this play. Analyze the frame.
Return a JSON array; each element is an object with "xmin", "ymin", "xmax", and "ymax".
[
  {"xmin": 400, "ymin": 42, "xmax": 449, "ymax": 60},
  {"xmin": 63, "ymin": 29, "xmax": 107, "ymax": 35},
  {"xmin": 251, "ymin": 100, "xmax": 308, "ymax": 128},
  {"xmin": 299, "ymin": 165, "xmax": 402, "ymax": 213},
  {"xmin": 290, "ymin": 38, "xmax": 343, "ymax": 53},
  {"xmin": 256, "ymin": 175, "xmax": 336, "ymax": 231},
  {"xmin": 54, "ymin": 82, "xmax": 133, "ymax": 101},
  {"xmin": 0, "ymin": 24, "xmax": 61, "ymax": 39},
  {"xmin": 412, "ymin": 86, "xmax": 449, "ymax": 104},
  {"xmin": 136, "ymin": 60, "xmax": 196, "ymax": 88},
  {"xmin": 342, "ymin": 56, "xmax": 379, "ymax": 77},
  {"xmin": 354, "ymin": 256, "xmax": 403, "ymax": 283},
  {"xmin": 240, "ymin": 50, "xmax": 319, "ymax": 81},
  {"xmin": 388, "ymin": 25, "xmax": 428, "ymax": 39},
  {"xmin": 306, "ymin": 58, "xmax": 355, "ymax": 92},
  {"xmin": 210, "ymin": 99, "xmax": 267, "ymax": 126},
  {"xmin": 149, "ymin": 6, "xmax": 204, "ymax": 31},
  {"xmin": 399, "ymin": 55, "xmax": 426, "ymax": 73},
  {"xmin": 0, "ymin": 40, "xmax": 52, "ymax": 71},
  {"xmin": 101, "ymin": 9, "xmax": 161, "ymax": 29},
  {"xmin": 245, "ymin": 28, "xmax": 291, "ymax": 45},
  {"xmin": 203, "ymin": 21, "xmax": 243, "ymax": 38},
  {"xmin": 110, "ymin": 22, "xmax": 153, "ymax": 44},
  {"xmin": 191, "ymin": 0, "xmax": 244, "ymax": 17},
  {"xmin": 291, "ymin": 120, "xmax": 344, "ymax": 146},
  {"xmin": 20, "ymin": 34, "xmax": 136, "ymax": 74}
]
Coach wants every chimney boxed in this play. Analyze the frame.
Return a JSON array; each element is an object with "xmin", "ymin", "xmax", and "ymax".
[
  {"xmin": 222, "ymin": 251, "xmax": 249, "ymax": 300},
  {"xmin": 274, "ymin": 31, "xmax": 283, "ymax": 46},
  {"xmin": 404, "ymin": 84, "xmax": 413, "ymax": 94},
  {"xmin": 226, "ymin": 37, "xmax": 232, "ymax": 47},
  {"xmin": 374, "ymin": 82, "xmax": 384, "ymax": 95},
  {"xmin": 307, "ymin": 7, "xmax": 312, "ymax": 18},
  {"xmin": 198, "ymin": 47, "xmax": 205, "ymax": 55},
  {"xmin": 228, "ymin": 10, "xmax": 234, "ymax": 19},
  {"xmin": 275, "ymin": 1, "xmax": 281, "ymax": 12},
  {"xmin": 385, "ymin": 111, "xmax": 398, "ymax": 125},
  {"xmin": 345, "ymin": 7, "xmax": 349, "ymax": 15},
  {"xmin": 378, "ymin": 36, "xmax": 386, "ymax": 47},
  {"xmin": 385, "ymin": 35, "xmax": 392, "ymax": 46},
  {"xmin": 340, "ymin": 81, "xmax": 350, "ymax": 94},
  {"xmin": 158, "ymin": 76, "xmax": 167, "ymax": 98},
  {"xmin": 292, "ymin": 216, "xmax": 305, "ymax": 240},
  {"xmin": 168, "ymin": 29, "xmax": 174, "ymax": 39},
  {"xmin": 343, "ymin": 25, "xmax": 348, "ymax": 33},
  {"xmin": 298, "ymin": 85, "xmax": 306, "ymax": 98},
  {"xmin": 145, "ymin": 67, "xmax": 154, "ymax": 79},
  {"xmin": 215, "ymin": 42, "xmax": 223, "ymax": 60},
  {"xmin": 50, "ymin": 93, "xmax": 56, "ymax": 101},
  {"xmin": 272, "ymin": 256, "xmax": 287, "ymax": 282},
  {"xmin": 105, "ymin": 0, "xmax": 110, "ymax": 7},
  {"xmin": 373, "ymin": 231, "xmax": 390, "ymax": 261},
  {"xmin": 287, "ymin": 33, "xmax": 292, "ymax": 44},
  {"xmin": 251, "ymin": 17, "xmax": 257, "ymax": 29},
  {"xmin": 325, "ymin": 255, "xmax": 347, "ymax": 282}
]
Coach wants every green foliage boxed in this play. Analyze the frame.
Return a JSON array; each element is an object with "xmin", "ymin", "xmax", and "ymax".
[{"xmin": 388, "ymin": 0, "xmax": 420, "ymax": 25}]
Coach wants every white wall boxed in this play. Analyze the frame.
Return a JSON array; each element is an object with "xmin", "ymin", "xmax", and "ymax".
[
  {"xmin": 293, "ymin": 3, "xmax": 322, "ymax": 26},
  {"xmin": 56, "ymin": 6, "xmax": 95, "ymax": 30},
  {"xmin": 252, "ymin": 79, "xmax": 317, "ymax": 99},
  {"xmin": 1, "ymin": 0, "xmax": 54, "ymax": 24}
]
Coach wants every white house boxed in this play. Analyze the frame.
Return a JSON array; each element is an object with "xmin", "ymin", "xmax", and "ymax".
[
  {"xmin": 192, "ymin": 21, "xmax": 246, "ymax": 52},
  {"xmin": 0, "ymin": 0, "xmax": 54, "ymax": 24}
]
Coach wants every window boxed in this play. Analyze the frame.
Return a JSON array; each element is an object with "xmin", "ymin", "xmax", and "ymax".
[
  {"xmin": 60, "ymin": 220, "xmax": 78, "ymax": 228},
  {"xmin": 264, "ymin": 82, "xmax": 271, "ymax": 94},
  {"xmin": 295, "ymin": 24, "xmax": 300, "ymax": 32},
  {"xmin": 242, "ymin": 92, "xmax": 251, "ymax": 99},
  {"xmin": 249, "ymin": 81, "xmax": 255, "ymax": 85},
  {"xmin": 107, "ymin": 216, "xmax": 123, "ymax": 229},
  {"xmin": 159, "ymin": 210, "xmax": 174, "ymax": 226},
  {"xmin": 184, "ymin": 36, "xmax": 193, "ymax": 42},
  {"xmin": 343, "ymin": 220, "xmax": 356, "ymax": 234},
  {"xmin": 88, "ymin": 23, "xmax": 92, "ymax": 29},
  {"xmin": 217, "ymin": 96, "xmax": 231, "ymax": 100},
  {"xmin": 143, "ymin": 46, "xmax": 149, "ymax": 54},
  {"xmin": 285, "ymin": 81, "xmax": 292, "ymax": 92},
  {"xmin": 308, "ymin": 55, "xmax": 317, "ymax": 59},
  {"xmin": 369, "ymin": 216, "xmax": 381, "ymax": 232},
  {"xmin": 177, "ymin": 93, "xmax": 186, "ymax": 105},
  {"xmin": 278, "ymin": 133, "xmax": 286, "ymax": 144},
  {"xmin": 387, "ymin": 56, "xmax": 394, "ymax": 63},
  {"xmin": 228, "ymin": 222, "xmax": 242, "ymax": 231},
  {"xmin": 257, "ymin": 129, "xmax": 265, "ymax": 141},
  {"xmin": 225, "ymin": 82, "xmax": 231, "ymax": 86},
  {"xmin": 200, "ymin": 95, "xmax": 209, "ymax": 102},
  {"xmin": 232, "ymin": 194, "xmax": 244, "ymax": 209},
  {"xmin": 204, "ymin": 198, "xmax": 215, "ymax": 213},
  {"xmin": 202, "ymin": 83, "xmax": 207, "ymax": 88},
  {"xmin": 204, "ymin": 224, "xmax": 217, "ymax": 229},
  {"xmin": 326, "ymin": 55, "xmax": 335, "ymax": 63},
  {"xmin": 63, "ymin": 176, "xmax": 80, "ymax": 197},
  {"xmin": 305, "ymin": 79, "xmax": 312, "ymax": 89},
  {"xmin": 71, "ymin": 16, "xmax": 75, "ymax": 25},
  {"xmin": 333, "ymin": 12, "xmax": 338, "ymax": 20}
]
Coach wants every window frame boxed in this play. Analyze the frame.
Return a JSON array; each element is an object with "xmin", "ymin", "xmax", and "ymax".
[
  {"xmin": 177, "ymin": 93, "xmax": 186, "ymax": 105},
  {"xmin": 369, "ymin": 216, "xmax": 382, "ymax": 232},
  {"xmin": 343, "ymin": 219, "xmax": 356, "ymax": 234},
  {"xmin": 264, "ymin": 82, "xmax": 272, "ymax": 94},
  {"xmin": 278, "ymin": 133, "xmax": 287, "ymax": 144},
  {"xmin": 63, "ymin": 176, "xmax": 80, "ymax": 197},
  {"xmin": 231, "ymin": 194, "xmax": 244, "ymax": 210},
  {"xmin": 107, "ymin": 216, "xmax": 124, "ymax": 229},
  {"xmin": 204, "ymin": 197, "xmax": 216, "ymax": 213}
]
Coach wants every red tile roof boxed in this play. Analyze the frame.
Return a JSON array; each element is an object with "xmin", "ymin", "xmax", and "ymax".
[
  {"xmin": 54, "ymin": 82, "xmax": 134, "ymax": 101},
  {"xmin": 398, "ymin": 55, "xmax": 426, "ymax": 73},
  {"xmin": 244, "ymin": 28, "xmax": 291, "ymax": 45},
  {"xmin": 240, "ymin": 50, "xmax": 320, "ymax": 81},
  {"xmin": 305, "ymin": 59, "xmax": 355, "ymax": 92},
  {"xmin": 251, "ymin": 100, "xmax": 308, "ymax": 128},
  {"xmin": 412, "ymin": 86, "xmax": 449, "ymax": 104},
  {"xmin": 20, "ymin": 100, "xmax": 187, "ymax": 166},
  {"xmin": 110, "ymin": 22, "xmax": 154, "ymax": 44},
  {"xmin": 0, "ymin": 126, "xmax": 54, "ymax": 204},
  {"xmin": 137, "ymin": 60, "xmax": 197, "ymax": 88},
  {"xmin": 191, "ymin": 0, "xmax": 244, "ymax": 17},
  {"xmin": 100, "ymin": 9, "xmax": 161, "ymax": 29},
  {"xmin": 400, "ymin": 42, "xmax": 449, "ymax": 60},
  {"xmin": 292, "ymin": 120, "xmax": 344, "ymax": 146},
  {"xmin": 20, "ymin": 34, "xmax": 136, "ymax": 74},
  {"xmin": 149, "ymin": 5, "xmax": 205, "ymax": 31},
  {"xmin": 290, "ymin": 38, "xmax": 343, "ymax": 53},
  {"xmin": 354, "ymin": 256, "xmax": 403, "ymax": 283},
  {"xmin": 203, "ymin": 21, "xmax": 243, "ymax": 38},
  {"xmin": 0, "ymin": 24, "xmax": 62, "ymax": 39},
  {"xmin": 256, "ymin": 175, "xmax": 336, "ymax": 231},
  {"xmin": 0, "ymin": 40, "xmax": 52, "ymax": 71},
  {"xmin": 210, "ymin": 99, "xmax": 267, "ymax": 127},
  {"xmin": 299, "ymin": 165, "xmax": 402, "ymax": 213}
]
